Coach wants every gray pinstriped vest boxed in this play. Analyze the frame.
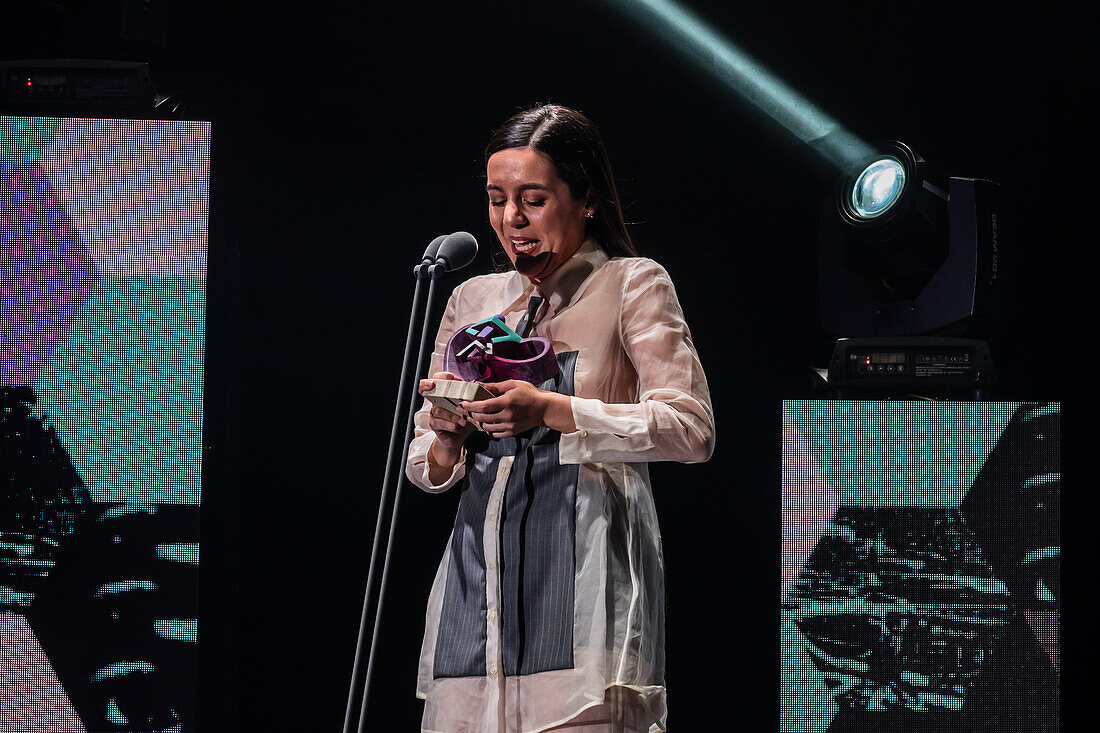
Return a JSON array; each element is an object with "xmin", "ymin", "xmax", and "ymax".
[{"xmin": 433, "ymin": 350, "xmax": 579, "ymax": 678}]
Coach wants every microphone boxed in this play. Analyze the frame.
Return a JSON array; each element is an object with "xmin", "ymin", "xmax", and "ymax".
[
  {"xmin": 415, "ymin": 235, "xmax": 448, "ymax": 277},
  {"xmin": 434, "ymin": 231, "xmax": 478, "ymax": 272},
  {"xmin": 421, "ymin": 234, "xmax": 447, "ymax": 264}
]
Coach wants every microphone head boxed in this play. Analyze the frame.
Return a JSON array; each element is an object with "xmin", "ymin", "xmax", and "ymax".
[
  {"xmin": 435, "ymin": 231, "xmax": 478, "ymax": 272},
  {"xmin": 421, "ymin": 234, "xmax": 447, "ymax": 264}
]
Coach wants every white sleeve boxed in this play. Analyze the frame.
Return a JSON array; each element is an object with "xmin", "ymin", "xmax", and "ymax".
[{"xmin": 558, "ymin": 259, "xmax": 715, "ymax": 465}]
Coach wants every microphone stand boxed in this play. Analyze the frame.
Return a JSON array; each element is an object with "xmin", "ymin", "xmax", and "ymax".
[{"xmin": 343, "ymin": 261, "xmax": 444, "ymax": 733}]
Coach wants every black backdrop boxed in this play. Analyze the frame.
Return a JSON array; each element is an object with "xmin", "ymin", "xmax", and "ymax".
[{"xmin": 5, "ymin": 1, "xmax": 1084, "ymax": 730}]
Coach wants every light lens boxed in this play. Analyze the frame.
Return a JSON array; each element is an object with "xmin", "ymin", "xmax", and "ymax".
[{"xmin": 850, "ymin": 157, "xmax": 906, "ymax": 219}]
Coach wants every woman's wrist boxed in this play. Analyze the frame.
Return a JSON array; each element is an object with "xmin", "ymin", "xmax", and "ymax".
[
  {"xmin": 427, "ymin": 437, "xmax": 463, "ymax": 485},
  {"xmin": 541, "ymin": 391, "xmax": 577, "ymax": 434},
  {"xmin": 429, "ymin": 436, "xmax": 463, "ymax": 468}
]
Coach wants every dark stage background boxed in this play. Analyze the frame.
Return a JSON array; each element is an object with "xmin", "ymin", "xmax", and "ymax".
[{"xmin": 6, "ymin": 1, "xmax": 1083, "ymax": 729}]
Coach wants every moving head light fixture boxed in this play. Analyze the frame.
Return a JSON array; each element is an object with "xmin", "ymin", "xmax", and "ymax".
[
  {"xmin": 593, "ymin": 0, "xmax": 1002, "ymax": 395},
  {"xmin": 821, "ymin": 141, "xmax": 1003, "ymax": 394}
]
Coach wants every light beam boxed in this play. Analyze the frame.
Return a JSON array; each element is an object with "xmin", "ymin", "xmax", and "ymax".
[{"xmin": 602, "ymin": 0, "xmax": 874, "ymax": 171}]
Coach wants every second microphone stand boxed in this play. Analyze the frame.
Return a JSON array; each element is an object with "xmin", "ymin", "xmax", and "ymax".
[{"xmin": 343, "ymin": 232, "xmax": 476, "ymax": 732}]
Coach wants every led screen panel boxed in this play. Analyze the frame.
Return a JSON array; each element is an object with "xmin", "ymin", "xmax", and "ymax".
[
  {"xmin": 1, "ymin": 116, "xmax": 209, "ymax": 733},
  {"xmin": 781, "ymin": 400, "xmax": 1059, "ymax": 732}
]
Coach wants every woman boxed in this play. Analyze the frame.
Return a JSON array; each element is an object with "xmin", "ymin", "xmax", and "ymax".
[{"xmin": 406, "ymin": 104, "xmax": 714, "ymax": 732}]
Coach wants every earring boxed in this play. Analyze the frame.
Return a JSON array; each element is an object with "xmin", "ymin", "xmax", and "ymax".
[{"xmin": 584, "ymin": 211, "xmax": 594, "ymax": 218}]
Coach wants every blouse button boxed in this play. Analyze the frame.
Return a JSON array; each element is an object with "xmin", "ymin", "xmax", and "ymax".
[{"xmin": 489, "ymin": 664, "xmax": 498, "ymax": 676}]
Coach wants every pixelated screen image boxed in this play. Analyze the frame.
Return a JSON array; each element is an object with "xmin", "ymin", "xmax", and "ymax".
[
  {"xmin": 2, "ymin": 116, "xmax": 209, "ymax": 732},
  {"xmin": 780, "ymin": 401, "xmax": 1060, "ymax": 732}
]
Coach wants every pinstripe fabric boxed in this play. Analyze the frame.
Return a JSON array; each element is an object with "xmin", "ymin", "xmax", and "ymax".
[
  {"xmin": 434, "ymin": 351, "xmax": 579, "ymax": 679},
  {"xmin": 501, "ymin": 350, "xmax": 579, "ymax": 675},
  {"xmin": 432, "ymin": 450, "xmax": 492, "ymax": 678}
]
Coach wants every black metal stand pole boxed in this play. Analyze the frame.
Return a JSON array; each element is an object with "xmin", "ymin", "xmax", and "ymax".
[
  {"xmin": 342, "ymin": 262, "xmax": 436, "ymax": 732},
  {"xmin": 356, "ymin": 263, "xmax": 443, "ymax": 732}
]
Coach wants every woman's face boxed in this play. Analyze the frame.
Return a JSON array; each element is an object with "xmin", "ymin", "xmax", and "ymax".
[{"xmin": 486, "ymin": 147, "xmax": 592, "ymax": 283}]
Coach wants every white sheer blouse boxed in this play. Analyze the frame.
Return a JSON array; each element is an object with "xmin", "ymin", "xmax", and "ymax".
[{"xmin": 406, "ymin": 239, "xmax": 715, "ymax": 733}]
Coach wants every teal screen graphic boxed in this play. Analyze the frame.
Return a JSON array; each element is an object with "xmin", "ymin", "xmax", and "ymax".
[
  {"xmin": 781, "ymin": 401, "xmax": 1059, "ymax": 732},
  {"xmin": 1, "ymin": 116, "xmax": 209, "ymax": 733}
]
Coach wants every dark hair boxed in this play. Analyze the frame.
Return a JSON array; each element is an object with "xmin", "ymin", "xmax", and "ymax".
[{"xmin": 484, "ymin": 104, "xmax": 638, "ymax": 259}]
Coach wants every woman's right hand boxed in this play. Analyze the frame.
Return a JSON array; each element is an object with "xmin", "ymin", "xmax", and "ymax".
[{"xmin": 419, "ymin": 371, "xmax": 475, "ymax": 465}]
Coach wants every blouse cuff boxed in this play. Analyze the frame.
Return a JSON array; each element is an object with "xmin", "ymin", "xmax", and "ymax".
[
  {"xmin": 407, "ymin": 434, "xmax": 467, "ymax": 493},
  {"xmin": 558, "ymin": 395, "xmax": 655, "ymax": 465}
]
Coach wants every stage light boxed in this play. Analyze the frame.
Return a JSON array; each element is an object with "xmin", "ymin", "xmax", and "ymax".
[
  {"xmin": 598, "ymin": 0, "xmax": 1004, "ymax": 392},
  {"xmin": 822, "ymin": 141, "xmax": 958, "ymax": 314},
  {"xmin": 819, "ymin": 141, "xmax": 1004, "ymax": 394},
  {"xmin": 833, "ymin": 142, "xmax": 935, "ymax": 228},
  {"xmin": 849, "ymin": 157, "xmax": 906, "ymax": 219}
]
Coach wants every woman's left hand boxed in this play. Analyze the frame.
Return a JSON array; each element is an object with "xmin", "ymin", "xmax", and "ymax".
[
  {"xmin": 462, "ymin": 380, "xmax": 578, "ymax": 438},
  {"xmin": 461, "ymin": 380, "xmax": 550, "ymax": 438}
]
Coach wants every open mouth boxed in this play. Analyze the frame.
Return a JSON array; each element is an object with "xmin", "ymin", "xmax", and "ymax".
[{"xmin": 510, "ymin": 238, "xmax": 540, "ymax": 255}]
